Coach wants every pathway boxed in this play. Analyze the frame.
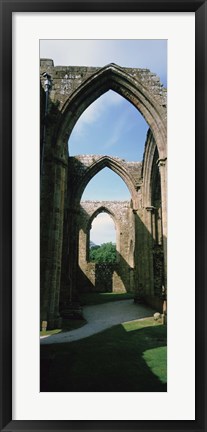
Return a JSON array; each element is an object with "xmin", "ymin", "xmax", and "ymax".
[{"xmin": 40, "ymin": 299, "xmax": 155, "ymax": 345}]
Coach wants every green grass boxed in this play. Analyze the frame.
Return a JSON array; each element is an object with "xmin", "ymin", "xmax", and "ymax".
[
  {"xmin": 41, "ymin": 317, "xmax": 167, "ymax": 392},
  {"xmin": 79, "ymin": 292, "xmax": 134, "ymax": 306},
  {"xmin": 143, "ymin": 346, "xmax": 167, "ymax": 384},
  {"xmin": 40, "ymin": 328, "xmax": 62, "ymax": 337}
]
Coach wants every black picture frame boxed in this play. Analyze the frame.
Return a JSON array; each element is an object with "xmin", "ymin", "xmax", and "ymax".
[{"xmin": 0, "ymin": 1, "xmax": 206, "ymax": 431}]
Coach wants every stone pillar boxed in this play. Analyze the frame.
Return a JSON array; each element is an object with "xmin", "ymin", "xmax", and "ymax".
[
  {"xmin": 133, "ymin": 209, "xmax": 144, "ymax": 300},
  {"xmin": 157, "ymin": 158, "xmax": 167, "ymax": 320},
  {"xmin": 145, "ymin": 206, "xmax": 155, "ymax": 296},
  {"xmin": 67, "ymin": 207, "xmax": 80, "ymax": 302},
  {"xmin": 79, "ymin": 227, "xmax": 87, "ymax": 267},
  {"xmin": 157, "ymin": 207, "xmax": 163, "ymax": 245},
  {"xmin": 41, "ymin": 160, "xmax": 66, "ymax": 330},
  {"xmin": 157, "ymin": 158, "xmax": 167, "ymax": 292}
]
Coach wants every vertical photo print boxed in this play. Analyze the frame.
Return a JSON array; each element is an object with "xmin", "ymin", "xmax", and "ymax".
[{"xmin": 40, "ymin": 39, "xmax": 167, "ymax": 392}]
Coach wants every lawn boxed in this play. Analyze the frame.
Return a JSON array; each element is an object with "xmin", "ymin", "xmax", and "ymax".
[{"xmin": 40, "ymin": 317, "xmax": 167, "ymax": 392}]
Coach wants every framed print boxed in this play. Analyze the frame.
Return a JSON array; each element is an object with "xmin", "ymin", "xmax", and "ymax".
[{"xmin": 0, "ymin": 0, "xmax": 206, "ymax": 431}]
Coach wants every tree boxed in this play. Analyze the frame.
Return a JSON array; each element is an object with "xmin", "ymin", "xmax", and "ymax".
[{"xmin": 89, "ymin": 242, "xmax": 116, "ymax": 263}]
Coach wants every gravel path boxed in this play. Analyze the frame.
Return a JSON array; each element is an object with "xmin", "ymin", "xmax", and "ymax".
[{"xmin": 40, "ymin": 300, "xmax": 155, "ymax": 345}]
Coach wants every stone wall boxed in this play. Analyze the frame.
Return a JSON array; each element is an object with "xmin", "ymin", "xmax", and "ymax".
[
  {"xmin": 40, "ymin": 59, "xmax": 167, "ymax": 113},
  {"xmin": 77, "ymin": 201, "xmax": 135, "ymax": 293},
  {"xmin": 40, "ymin": 60, "xmax": 167, "ymax": 328},
  {"xmin": 67, "ymin": 155, "xmax": 142, "ymax": 210}
]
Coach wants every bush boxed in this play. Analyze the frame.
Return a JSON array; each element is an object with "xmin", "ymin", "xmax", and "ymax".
[{"xmin": 90, "ymin": 242, "xmax": 116, "ymax": 263}]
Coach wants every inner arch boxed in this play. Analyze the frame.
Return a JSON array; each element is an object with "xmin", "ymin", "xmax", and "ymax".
[
  {"xmin": 76, "ymin": 155, "xmax": 138, "ymax": 208},
  {"xmin": 81, "ymin": 167, "xmax": 131, "ymax": 201},
  {"xmin": 90, "ymin": 212, "xmax": 116, "ymax": 246}
]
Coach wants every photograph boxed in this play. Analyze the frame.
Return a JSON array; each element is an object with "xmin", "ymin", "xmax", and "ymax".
[
  {"xmin": 1, "ymin": 2, "xmax": 206, "ymax": 429},
  {"xmin": 39, "ymin": 39, "xmax": 167, "ymax": 392}
]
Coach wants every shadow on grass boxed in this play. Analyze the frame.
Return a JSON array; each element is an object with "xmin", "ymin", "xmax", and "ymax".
[{"xmin": 40, "ymin": 320, "xmax": 167, "ymax": 392}]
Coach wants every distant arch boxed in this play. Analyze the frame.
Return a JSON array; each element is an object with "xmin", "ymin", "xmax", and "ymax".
[
  {"xmin": 76, "ymin": 156, "xmax": 138, "ymax": 209},
  {"xmin": 87, "ymin": 205, "xmax": 120, "ymax": 262},
  {"xmin": 88, "ymin": 205, "xmax": 117, "ymax": 230}
]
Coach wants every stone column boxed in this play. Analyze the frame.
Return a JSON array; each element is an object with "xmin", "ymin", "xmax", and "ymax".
[
  {"xmin": 40, "ymin": 160, "xmax": 66, "ymax": 330},
  {"xmin": 133, "ymin": 209, "xmax": 144, "ymax": 300},
  {"xmin": 78, "ymin": 228, "xmax": 87, "ymax": 267},
  {"xmin": 157, "ymin": 158, "xmax": 167, "ymax": 321},
  {"xmin": 145, "ymin": 206, "xmax": 155, "ymax": 296},
  {"xmin": 67, "ymin": 207, "xmax": 80, "ymax": 302},
  {"xmin": 157, "ymin": 207, "xmax": 163, "ymax": 245},
  {"xmin": 157, "ymin": 158, "xmax": 167, "ymax": 291}
]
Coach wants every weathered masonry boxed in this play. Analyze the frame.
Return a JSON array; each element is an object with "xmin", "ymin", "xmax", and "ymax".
[
  {"xmin": 40, "ymin": 59, "xmax": 167, "ymax": 329},
  {"xmin": 78, "ymin": 199, "xmax": 135, "ymax": 295}
]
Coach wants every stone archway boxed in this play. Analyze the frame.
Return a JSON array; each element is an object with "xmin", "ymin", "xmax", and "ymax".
[
  {"xmin": 55, "ymin": 63, "xmax": 167, "ymax": 160},
  {"xmin": 77, "ymin": 201, "xmax": 135, "ymax": 295},
  {"xmin": 59, "ymin": 155, "xmax": 139, "ymax": 311},
  {"xmin": 70, "ymin": 155, "xmax": 140, "ymax": 210},
  {"xmin": 40, "ymin": 60, "xmax": 167, "ymax": 329}
]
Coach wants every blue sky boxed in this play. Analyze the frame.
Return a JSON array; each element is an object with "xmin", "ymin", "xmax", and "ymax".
[
  {"xmin": 69, "ymin": 90, "xmax": 148, "ymax": 161},
  {"xmin": 69, "ymin": 90, "xmax": 148, "ymax": 203},
  {"xmin": 40, "ymin": 40, "xmax": 167, "ymax": 244},
  {"xmin": 40, "ymin": 40, "xmax": 167, "ymax": 87},
  {"xmin": 82, "ymin": 167, "xmax": 130, "ymax": 201}
]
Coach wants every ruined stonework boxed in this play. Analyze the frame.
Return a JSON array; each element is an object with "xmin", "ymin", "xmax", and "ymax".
[
  {"xmin": 67, "ymin": 155, "xmax": 142, "ymax": 209},
  {"xmin": 40, "ymin": 59, "xmax": 167, "ymax": 329},
  {"xmin": 78, "ymin": 200, "xmax": 135, "ymax": 294}
]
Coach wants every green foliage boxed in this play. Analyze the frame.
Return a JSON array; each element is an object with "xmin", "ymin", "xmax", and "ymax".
[{"xmin": 89, "ymin": 242, "xmax": 116, "ymax": 263}]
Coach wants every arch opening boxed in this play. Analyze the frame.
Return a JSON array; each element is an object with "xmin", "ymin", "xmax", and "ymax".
[
  {"xmin": 68, "ymin": 89, "xmax": 149, "ymax": 163},
  {"xmin": 56, "ymin": 64, "xmax": 166, "ymax": 160},
  {"xmin": 72, "ymin": 156, "xmax": 139, "ymax": 210},
  {"xmin": 89, "ymin": 212, "xmax": 117, "ymax": 264},
  {"xmin": 77, "ymin": 163, "xmax": 135, "ymax": 294}
]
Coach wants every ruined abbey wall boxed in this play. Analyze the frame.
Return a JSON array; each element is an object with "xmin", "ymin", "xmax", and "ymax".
[
  {"xmin": 40, "ymin": 59, "xmax": 167, "ymax": 116},
  {"xmin": 78, "ymin": 200, "xmax": 135, "ymax": 293},
  {"xmin": 67, "ymin": 154, "xmax": 143, "ymax": 208},
  {"xmin": 40, "ymin": 59, "xmax": 167, "ymax": 329}
]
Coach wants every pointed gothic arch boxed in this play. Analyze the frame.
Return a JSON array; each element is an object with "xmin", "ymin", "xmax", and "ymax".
[
  {"xmin": 89, "ymin": 205, "xmax": 117, "ymax": 228},
  {"xmin": 40, "ymin": 60, "xmax": 167, "ymax": 329},
  {"xmin": 77, "ymin": 200, "xmax": 134, "ymax": 294},
  {"xmin": 87, "ymin": 206, "xmax": 118, "ymax": 261},
  {"xmin": 76, "ymin": 156, "xmax": 138, "ymax": 209},
  {"xmin": 55, "ymin": 63, "xmax": 167, "ymax": 160}
]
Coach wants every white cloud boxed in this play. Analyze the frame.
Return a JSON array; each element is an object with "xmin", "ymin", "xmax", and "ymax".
[
  {"xmin": 74, "ymin": 100, "xmax": 102, "ymax": 134},
  {"xmin": 40, "ymin": 40, "xmax": 101, "ymax": 67},
  {"xmin": 90, "ymin": 213, "xmax": 116, "ymax": 245}
]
